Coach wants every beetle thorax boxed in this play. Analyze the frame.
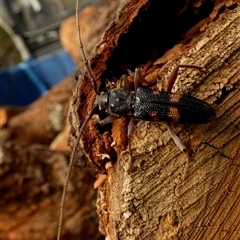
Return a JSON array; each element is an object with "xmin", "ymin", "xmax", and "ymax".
[{"xmin": 97, "ymin": 89, "xmax": 136, "ymax": 116}]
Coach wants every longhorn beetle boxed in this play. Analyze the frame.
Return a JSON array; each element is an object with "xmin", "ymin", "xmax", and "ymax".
[{"xmin": 57, "ymin": 1, "xmax": 216, "ymax": 239}]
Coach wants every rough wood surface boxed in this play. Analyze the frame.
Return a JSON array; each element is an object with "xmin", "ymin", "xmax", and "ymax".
[
  {"xmin": 0, "ymin": 0, "xmax": 129, "ymax": 239},
  {"xmin": 101, "ymin": 5, "xmax": 240, "ymax": 240},
  {"xmin": 71, "ymin": 0, "xmax": 240, "ymax": 239}
]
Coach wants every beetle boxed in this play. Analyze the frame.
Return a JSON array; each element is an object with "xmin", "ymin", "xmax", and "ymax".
[
  {"xmin": 56, "ymin": 1, "xmax": 216, "ymax": 239},
  {"xmin": 96, "ymin": 65, "xmax": 215, "ymax": 154}
]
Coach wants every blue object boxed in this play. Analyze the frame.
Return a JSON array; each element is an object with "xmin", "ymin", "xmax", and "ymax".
[{"xmin": 0, "ymin": 51, "xmax": 76, "ymax": 106}]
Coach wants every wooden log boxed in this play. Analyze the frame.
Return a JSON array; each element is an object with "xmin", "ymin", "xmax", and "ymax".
[
  {"xmin": 0, "ymin": 106, "xmax": 26, "ymax": 128},
  {"xmin": 59, "ymin": 0, "xmax": 124, "ymax": 64},
  {"xmin": 71, "ymin": 0, "xmax": 240, "ymax": 239},
  {"xmin": 0, "ymin": 1, "xmax": 126, "ymax": 240},
  {"xmin": 5, "ymin": 76, "xmax": 75, "ymax": 145},
  {"xmin": 0, "ymin": 142, "xmax": 99, "ymax": 240}
]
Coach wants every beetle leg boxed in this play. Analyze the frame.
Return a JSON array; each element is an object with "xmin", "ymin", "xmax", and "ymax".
[
  {"xmin": 167, "ymin": 65, "xmax": 202, "ymax": 93},
  {"xmin": 127, "ymin": 117, "xmax": 135, "ymax": 171},
  {"xmin": 134, "ymin": 68, "xmax": 144, "ymax": 90},
  {"xmin": 166, "ymin": 64, "xmax": 202, "ymax": 153},
  {"xmin": 121, "ymin": 75, "xmax": 131, "ymax": 91},
  {"xmin": 127, "ymin": 117, "xmax": 135, "ymax": 141},
  {"xmin": 167, "ymin": 124, "xmax": 186, "ymax": 152},
  {"xmin": 99, "ymin": 115, "xmax": 118, "ymax": 125},
  {"xmin": 127, "ymin": 69, "xmax": 134, "ymax": 76}
]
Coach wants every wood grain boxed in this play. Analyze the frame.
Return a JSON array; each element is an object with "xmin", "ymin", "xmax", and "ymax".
[{"xmin": 86, "ymin": 2, "xmax": 240, "ymax": 240}]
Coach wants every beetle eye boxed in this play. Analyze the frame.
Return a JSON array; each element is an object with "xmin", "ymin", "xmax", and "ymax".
[
  {"xmin": 97, "ymin": 92, "xmax": 108, "ymax": 110},
  {"xmin": 110, "ymin": 104, "xmax": 115, "ymax": 110}
]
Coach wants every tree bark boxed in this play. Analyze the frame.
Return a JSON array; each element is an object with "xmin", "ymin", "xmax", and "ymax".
[
  {"xmin": 72, "ymin": 0, "xmax": 240, "ymax": 239},
  {"xmin": 0, "ymin": 1, "xmax": 124, "ymax": 239}
]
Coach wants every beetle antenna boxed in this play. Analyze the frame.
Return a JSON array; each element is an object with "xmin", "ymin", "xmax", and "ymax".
[
  {"xmin": 57, "ymin": 0, "xmax": 99, "ymax": 239},
  {"xmin": 57, "ymin": 105, "xmax": 98, "ymax": 240},
  {"xmin": 76, "ymin": 0, "xmax": 98, "ymax": 93}
]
